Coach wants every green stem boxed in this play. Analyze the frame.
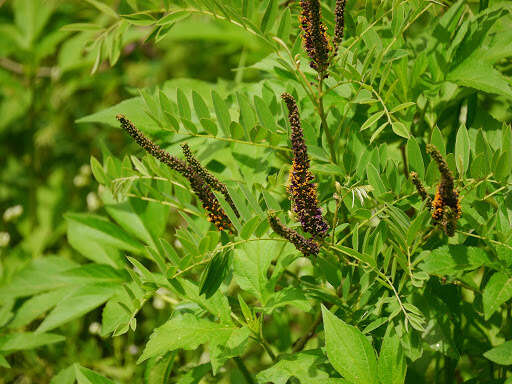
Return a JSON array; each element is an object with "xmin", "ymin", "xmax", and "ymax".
[
  {"xmin": 260, "ymin": 339, "xmax": 277, "ymax": 362},
  {"xmin": 233, "ymin": 357, "xmax": 256, "ymax": 384}
]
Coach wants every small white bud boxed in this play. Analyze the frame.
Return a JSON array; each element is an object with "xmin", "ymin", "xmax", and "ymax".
[
  {"xmin": 3, "ymin": 205, "xmax": 23, "ymax": 222},
  {"xmin": 73, "ymin": 175, "xmax": 88, "ymax": 187},
  {"xmin": 156, "ymin": 288, "xmax": 170, "ymax": 296},
  {"xmin": 87, "ymin": 192, "xmax": 100, "ymax": 211},
  {"xmin": 88, "ymin": 322, "xmax": 101, "ymax": 335},
  {"xmin": 128, "ymin": 344, "xmax": 139, "ymax": 355},
  {"xmin": 0, "ymin": 232, "xmax": 10, "ymax": 247},
  {"xmin": 80, "ymin": 164, "xmax": 91, "ymax": 176},
  {"xmin": 152, "ymin": 297, "xmax": 165, "ymax": 310}
]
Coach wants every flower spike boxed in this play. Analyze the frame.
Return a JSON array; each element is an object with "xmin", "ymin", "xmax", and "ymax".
[
  {"xmin": 426, "ymin": 144, "xmax": 462, "ymax": 236},
  {"xmin": 299, "ymin": 0, "xmax": 331, "ymax": 74},
  {"xmin": 117, "ymin": 115, "xmax": 232, "ymax": 232},
  {"xmin": 333, "ymin": 0, "xmax": 347, "ymax": 55},
  {"xmin": 181, "ymin": 143, "xmax": 239, "ymax": 218},
  {"xmin": 268, "ymin": 214, "xmax": 319, "ymax": 256},
  {"xmin": 410, "ymin": 171, "xmax": 431, "ymax": 207},
  {"xmin": 281, "ymin": 93, "xmax": 329, "ymax": 238},
  {"xmin": 117, "ymin": 114, "xmax": 188, "ymax": 175}
]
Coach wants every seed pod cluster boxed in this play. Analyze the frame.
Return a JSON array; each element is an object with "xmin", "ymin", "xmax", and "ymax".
[{"xmin": 117, "ymin": 114, "xmax": 232, "ymax": 232}]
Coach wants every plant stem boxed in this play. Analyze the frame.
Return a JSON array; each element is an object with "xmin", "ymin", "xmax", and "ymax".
[
  {"xmin": 292, "ymin": 311, "xmax": 322, "ymax": 353},
  {"xmin": 233, "ymin": 357, "xmax": 256, "ymax": 384},
  {"xmin": 260, "ymin": 337, "xmax": 277, "ymax": 362}
]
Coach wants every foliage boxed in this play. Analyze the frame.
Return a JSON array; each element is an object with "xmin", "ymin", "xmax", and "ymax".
[{"xmin": 1, "ymin": 0, "xmax": 512, "ymax": 383}]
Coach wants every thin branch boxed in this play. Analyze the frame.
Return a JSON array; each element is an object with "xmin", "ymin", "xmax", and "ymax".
[
  {"xmin": 292, "ymin": 311, "xmax": 322, "ymax": 353},
  {"xmin": 233, "ymin": 357, "xmax": 256, "ymax": 384}
]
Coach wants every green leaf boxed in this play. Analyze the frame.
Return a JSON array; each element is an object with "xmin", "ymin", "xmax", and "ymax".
[
  {"xmin": 192, "ymin": 91, "xmax": 210, "ymax": 120},
  {"xmin": 0, "ymin": 332, "xmax": 64, "ymax": 352},
  {"xmin": 263, "ymin": 286, "xmax": 312, "ymax": 312},
  {"xmin": 197, "ymin": 118, "xmax": 216, "ymax": 136},
  {"xmin": 177, "ymin": 89, "xmax": 191, "ymax": 120},
  {"xmin": 455, "ymin": 124, "xmax": 470, "ymax": 176},
  {"xmin": 260, "ymin": 0, "xmax": 278, "ymax": 33},
  {"xmin": 391, "ymin": 122, "xmax": 409, "ymax": 139},
  {"xmin": 121, "ymin": 12, "xmax": 156, "ymax": 26},
  {"xmin": 212, "ymin": 91, "xmax": 230, "ymax": 136},
  {"xmin": 254, "ymin": 95, "xmax": 277, "ymax": 134},
  {"xmin": 103, "ymin": 192, "xmax": 169, "ymax": 248},
  {"xmin": 156, "ymin": 11, "xmax": 188, "ymax": 25},
  {"xmin": 36, "ymin": 283, "xmax": 119, "ymax": 332},
  {"xmin": 420, "ymin": 245, "xmax": 490, "ymax": 276},
  {"xmin": 138, "ymin": 314, "xmax": 237, "ymax": 363},
  {"xmin": 322, "ymin": 306, "xmax": 378, "ymax": 384},
  {"xmin": 277, "ymin": 8, "xmax": 291, "ymax": 39},
  {"xmin": 199, "ymin": 251, "xmax": 230, "ymax": 299},
  {"xmin": 0, "ymin": 257, "xmax": 78, "ymax": 299},
  {"xmin": 495, "ymin": 152, "xmax": 511, "ymax": 182},
  {"xmin": 361, "ymin": 111, "xmax": 385, "ymax": 131},
  {"xmin": 75, "ymin": 364, "xmax": 115, "ymax": 384},
  {"xmin": 144, "ymin": 352, "xmax": 176, "ymax": 384},
  {"xmin": 484, "ymin": 340, "xmax": 512, "ymax": 365},
  {"xmin": 83, "ymin": 0, "xmax": 118, "ymax": 18},
  {"xmin": 367, "ymin": 163, "xmax": 387, "ymax": 196},
  {"xmin": 210, "ymin": 327, "xmax": 250, "ymax": 375},
  {"xmin": 175, "ymin": 363, "xmax": 210, "ymax": 384},
  {"xmin": 430, "ymin": 127, "xmax": 446, "ymax": 157},
  {"xmin": 233, "ymin": 240, "xmax": 278, "ymax": 304},
  {"xmin": 90, "ymin": 156, "xmax": 107, "ymax": 184},
  {"xmin": 66, "ymin": 213, "xmax": 143, "ymax": 266},
  {"xmin": 378, "ymin": 327, "xmax": 407, "ymax": 384},
  {"xmin": 9, "ymin": 288, "xmax": 71, "ymax": 328},
  {"xmin": 407, "ymin": 137, "xmax": 424, "ymax": 179},
  {"xmin": 447, "ymin": 59, "xmax": 512, "ymax": 99},
  {"xmin": 390, "ymin": 102, "xmax": 416, "ymax": 114},
  {"xmin": 50, "ymin": 365, "xmax": 75, "ymax": 384},
  {"xmin": 171, "ymin": 279, "xmax": 232, "ymax": 324},
  {"xmin": 256, "ymin": 350, "xmax": 334, "ymax": 384},
  {"xmin": 101, "ymin": 282, "xmax": 145, "ymax": 337},
  {"xmin": 483, "ymin": 272, "xmax": 512, "ymax": 320},
  {"xmin": 0, "ymin": 354, "xmax": 10, "ymax": 369}
]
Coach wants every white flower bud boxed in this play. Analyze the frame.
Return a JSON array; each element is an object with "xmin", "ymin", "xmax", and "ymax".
[
  {"xmin": 0, "ymin": 232, "xmax": 10, "ymax": 247},
  {"xmin": 3, "ymin": 205, "xmax": 23, "ymax": 222}
]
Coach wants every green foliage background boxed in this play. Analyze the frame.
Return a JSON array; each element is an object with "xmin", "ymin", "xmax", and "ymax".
[{"xmin": 0, "ymin": 0, "xmax": 511, "ymax": 383}]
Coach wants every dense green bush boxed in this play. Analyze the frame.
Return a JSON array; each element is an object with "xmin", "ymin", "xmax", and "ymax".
[{"xmin": 1, "ymin": 0, "xmax": 512, "ymax": 383}]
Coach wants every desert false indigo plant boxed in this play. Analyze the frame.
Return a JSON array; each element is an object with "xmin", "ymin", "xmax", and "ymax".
[{"xmin": 3, "ymin": 1, "xmax": 512, "ymax": 383}]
